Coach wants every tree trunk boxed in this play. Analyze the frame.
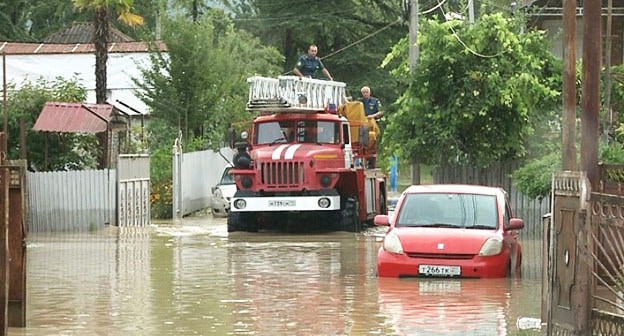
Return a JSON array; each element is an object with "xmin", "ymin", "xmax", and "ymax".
[
  {"xmin": 94, "ymin": 8, "xmax": 110, "ymax": 168},
  {"xmin": 94, "ymin": 8, "xmax": 109, "ymax": 104}
]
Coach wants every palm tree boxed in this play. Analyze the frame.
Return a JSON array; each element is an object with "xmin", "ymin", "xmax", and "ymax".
[
  {"xmin": 72, "ymin": 0, "xmax": 143, "ymax": 168},
  {"xmin": 72, "ymin": 0, "xmax": 144, "ymax": 104}
]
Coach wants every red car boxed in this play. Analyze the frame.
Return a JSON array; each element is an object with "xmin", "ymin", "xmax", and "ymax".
[{"xmin": 375, "ymin": 184, "xmax": 524, "ymax": 278}]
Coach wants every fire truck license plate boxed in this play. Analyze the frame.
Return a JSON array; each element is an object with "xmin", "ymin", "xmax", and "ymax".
[
  {"xmin": 268, "ymin": 200, "xmax": 296, "ymax": 207},
  {"xmin": 418, "ymin": 265, "xmax": 461, "ymax": 277}
]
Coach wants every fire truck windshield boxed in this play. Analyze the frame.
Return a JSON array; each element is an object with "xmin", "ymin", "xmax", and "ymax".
[{"xmin": 255, "ymin": 120, "xmax": 339, "ymax": 145}]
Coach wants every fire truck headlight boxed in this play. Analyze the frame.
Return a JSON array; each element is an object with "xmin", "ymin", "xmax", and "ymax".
[
  {"xmin": 241, "ymin": 176, "xmax": 253, "ymax": 189},
  {"xmin": 233, "ymin": 199, "xmax": 247, "ymax": 210},
  {"xmin": 318, "ymin": 197, "xmax": 331, "ymax": 209},
  {"xmin": 319, "ymin": 175, "xmax": 331, "ymax": 187},
  {"xmin": 298, "ymin": 94, "xmax": 307, "ymax": 104}
]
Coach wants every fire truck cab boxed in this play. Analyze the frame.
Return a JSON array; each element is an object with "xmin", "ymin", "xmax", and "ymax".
[{"xmin": 228, "ymin": 75, "xmax": 387, "ymax": 232}]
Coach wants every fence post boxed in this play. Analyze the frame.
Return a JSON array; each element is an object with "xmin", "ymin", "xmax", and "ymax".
[
  {"xmin": 0, "ymin": 132, "xmax": 8, "ymax": 336},
  {"xmin": 541, "ymin": 212, "xmax": 552, "ymax": 333},
  {"xmin": 172, "ymin": 138, "xmax": 182, "ymax": 222},
  {"xmin": 4, "ymin": 160, "xmax": 26, "ymax": 327}
]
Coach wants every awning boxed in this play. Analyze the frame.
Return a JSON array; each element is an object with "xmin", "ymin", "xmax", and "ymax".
[{"xmin": 33, "ymin": 102, "xmax": 113, "ymax": 133}]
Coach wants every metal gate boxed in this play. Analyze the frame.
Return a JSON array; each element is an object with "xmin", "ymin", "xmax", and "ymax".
[
  {"xmin": 546, "ymin": 171, "xmax": 591, "ymax": 335},
  {"xmin": 117, "ymin": 154, "xmax": 150, "ymax": 227}
]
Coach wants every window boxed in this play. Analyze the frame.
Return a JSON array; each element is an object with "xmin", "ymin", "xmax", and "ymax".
[
  {"xmin": 396, "ymin": 193, "xmax": 497, "ymax": 228},
  {"xmin": 255, "ymin": 121, "xmax": 294, "ymax": 145}
]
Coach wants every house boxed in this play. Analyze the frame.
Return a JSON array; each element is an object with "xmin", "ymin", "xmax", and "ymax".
[
  {"xmin": 526, "ymin": 0, "xmax": 624, "ymax": 64},
  {"xmin": 0, "ymin": 22, "xmax": 167, "ymax": 168},
  {"xmin": 0, "ymin": 22, "xmax": 167, "ymax": 118}
]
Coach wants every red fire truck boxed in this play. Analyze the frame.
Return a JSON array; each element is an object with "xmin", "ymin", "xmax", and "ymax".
[{"xmin": 228, "ymin": 76, "xmax": 387, "ymax": 232}]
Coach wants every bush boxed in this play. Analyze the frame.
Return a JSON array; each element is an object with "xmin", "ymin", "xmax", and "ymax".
[{"xmin": 513, "ymin": 152, "xmax": 560, "ymax": 200}]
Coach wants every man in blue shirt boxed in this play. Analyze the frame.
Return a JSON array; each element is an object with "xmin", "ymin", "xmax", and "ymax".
[
  {"xmin": 293, "ymin": 44, "xmax": 333, "ymax": 80},
  {"xmin": 360, "ymin": 86, "xmax": 384, "ymax": 120}
]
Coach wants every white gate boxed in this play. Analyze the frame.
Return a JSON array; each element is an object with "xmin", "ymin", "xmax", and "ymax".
[{"xmin": 117, "ymin": 154, "xmax": 150, "ymax": 226}]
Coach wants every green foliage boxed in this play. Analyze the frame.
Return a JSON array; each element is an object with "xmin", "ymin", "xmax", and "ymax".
[
  {"xmin": 600, "ymin": 142, "xmax": 624, "ymax": 164},
  {"xmin": 513, "ymin": 152, "xmax": 559, "ymax": 200},
  {"xmin": 382, "ymin": 13, "xmax": 561, "ymax": 168},
  {"xmin": 5, "ymin": 76, "xmax": 99, "ymax": 171},
  {"xmin": 136, "ymin": 10, "xmax": 283, "ymax": 147},
  {"xmin": 149, "ymin": 142, "xmax": 174, "ymax": 219}
]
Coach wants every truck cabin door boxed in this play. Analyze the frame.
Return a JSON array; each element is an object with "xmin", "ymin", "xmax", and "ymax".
[{"xmin": 342, "ymin": 122, "xmax": 353, "ymax": 168}]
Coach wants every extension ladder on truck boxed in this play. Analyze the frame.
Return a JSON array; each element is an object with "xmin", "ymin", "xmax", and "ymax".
[{"xmin": 247, "ymin": 75, "xmax": 346, "ymax": 112}]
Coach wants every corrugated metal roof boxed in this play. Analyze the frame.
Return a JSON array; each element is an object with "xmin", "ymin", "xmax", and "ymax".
[
  {"xmin": 43, "ymin": 22, "xmax": 134, "ymax": 44},
  {"xmin": 33, "ymin": 102, "xmax": 114, "ymax": 133},
  {"xmin": 0, "ymin": 41, "xmax": 166, "ymax": 55}
]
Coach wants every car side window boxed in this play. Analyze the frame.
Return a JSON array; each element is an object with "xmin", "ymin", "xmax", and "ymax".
[{"xmin": 503, "ymin": 201, "xmax": 512, "ymax": 228}]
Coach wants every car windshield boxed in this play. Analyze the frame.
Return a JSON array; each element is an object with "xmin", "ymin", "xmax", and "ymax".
[
  {"xmin": 395, "ymin": 193, "xmax": 498, "ymax": 229},
  {"xmin": 220, "ymin": 167, "xmax": 235, "ymax": 185}
]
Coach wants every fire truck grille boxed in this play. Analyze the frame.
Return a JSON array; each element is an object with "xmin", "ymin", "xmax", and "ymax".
[{"xmin": 260, "ymin": 161, "xmax": 305, "ymax": 187}]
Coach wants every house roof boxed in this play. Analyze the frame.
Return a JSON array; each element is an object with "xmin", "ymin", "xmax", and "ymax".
[
  {"xmin": 33, "ymin": 102, "xmax": 115, "ymax": 133},
  {"xmin": 0, "ymin": 41, "xmax": 166, "ymax": 55},
  {"xmin": 43, "ymin": 22, "xmax": 134, "ymax": 44}
]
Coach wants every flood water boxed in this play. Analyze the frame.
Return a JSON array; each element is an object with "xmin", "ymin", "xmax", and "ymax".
[{"xmin": 8, "ymin": 216, "xmax": 543, "ymax": 336}]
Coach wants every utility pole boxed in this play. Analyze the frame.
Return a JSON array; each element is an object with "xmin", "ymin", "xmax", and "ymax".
[
  {"xmin": 468, "ymin": 0, "xmax": 475, "ymax": 25},
  {"xmin": 581, "ymin": 0, "xmax": 601, "ymax": 189},
  {"xmin": 604, "ymin": 0, "xmax": 614, "ymax": 141},
  {"xmin": 562, "ymin": 0, "xmax": 576, "ymax": 170},
  {"xmin": 2, "ymin": 53, "xmax": 7, "ymax": 155},
  {"xmin": 409, "ymin": 0, "xmax": 421, "ymax": 185}
]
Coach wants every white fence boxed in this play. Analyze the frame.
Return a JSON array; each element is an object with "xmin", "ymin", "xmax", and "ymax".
[
  {"xmin": 27, "ymin": 155, "xmax": 150, "ymax": 232},
  {"xmin": 27, "ymin": 169, "xmax": 116, "ymax": 232},
  {"xmin": 118, "ymin": 155, "xmax": 150, "ymax": 227},
  {"xmin": 174, "ymin": 147, "xmax": 235, "ymax": 217}
]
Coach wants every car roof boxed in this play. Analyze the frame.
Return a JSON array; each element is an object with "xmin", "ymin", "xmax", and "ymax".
[{"xmin": 402, "ymin": 184, "xmax": 505, "ymax": 196}]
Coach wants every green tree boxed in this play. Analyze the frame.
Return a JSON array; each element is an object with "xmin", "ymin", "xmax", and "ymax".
[
  {"xmin": 6, "ymin": 77, "xmax": 99, "ymax": 171},
  {"xmin": 72, "ymin": 0, "xmax": 144, "ymax": 104},
  {"xmin": 226, "ymin": 0, "xmax": 405, "ymax": 107},
  {"xmin": 0, "ymin": 0, "xmax": 34, "ymax": 40},
  {"xmin": 135, "ymin": 10, "xmax": 282, "ymax": 147},
  {"xmin": 382, "ymin": 13, "xmax": 561, "ymax": 168}
]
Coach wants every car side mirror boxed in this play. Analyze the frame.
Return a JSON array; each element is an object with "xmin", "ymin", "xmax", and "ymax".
[
  {"xmin": 508, "ymin": 218, "xmax": 524, "ymax": 230},
  {"xmin": 374, "ymin": 215, "xmax": 390, "ymax": 226},
  {"xmin": 211, "ymin": 186, "xmax": 217, "ymax": 194}
]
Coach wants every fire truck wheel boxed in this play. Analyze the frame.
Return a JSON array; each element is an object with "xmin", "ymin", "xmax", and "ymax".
[
  {"xmin": 228, "ymin": 212, "xmax": 258, "ymax": 233},
  {"xmin": 340, "ymin": 196, "xmax": 362, "ymax": 232},
  {"xmin": 227, "ymin": 212, "xmax": 242, "ymax": 232}
]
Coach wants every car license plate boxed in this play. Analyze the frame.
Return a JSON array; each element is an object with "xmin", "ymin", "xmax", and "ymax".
[
  {"xmin": 418, "ymin": 265, "xmax": 461, "ymax": 277},
  {"xmin": 268, "ymin": 200, "xmax": 296, "ymax": 207}
]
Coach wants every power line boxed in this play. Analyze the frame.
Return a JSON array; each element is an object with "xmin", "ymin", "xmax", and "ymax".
[
  {"xmin": 321, "ymin": 17, "xmax": 403, "ymax": 61},
  {"xmin": 436, "ymin": 0, "xmax": 507, "ymax": 58},
  {"xmin": 280, "ymin": 17, "xmax": 402, "ymax": 76}
]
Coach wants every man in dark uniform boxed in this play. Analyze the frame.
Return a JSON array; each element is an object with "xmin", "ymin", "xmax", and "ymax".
[
  {"xmin": 293, "ymin": 44, "xmax": 333, "ymax": 80},
  {"xmin": 360, "ymin": 86, "xmax": 383, "ymax": 168},
  {"xmin": 359, "ymin": 86, "xmax": 383, "ymax": 120}
]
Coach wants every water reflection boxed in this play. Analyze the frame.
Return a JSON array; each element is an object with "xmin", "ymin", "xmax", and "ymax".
[
  {"xmin": 378, "ymin": 278, "xmax": 511, "ymax": 336},
  {"xmin": 7, "ymin": 218, "xmax": 542, "ymax": 335}
]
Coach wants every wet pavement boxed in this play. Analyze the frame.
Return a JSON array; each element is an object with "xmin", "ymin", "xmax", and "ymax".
[{"xmin": 8, "ymin": 216, "xmax": 543, "ymax": 335}]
